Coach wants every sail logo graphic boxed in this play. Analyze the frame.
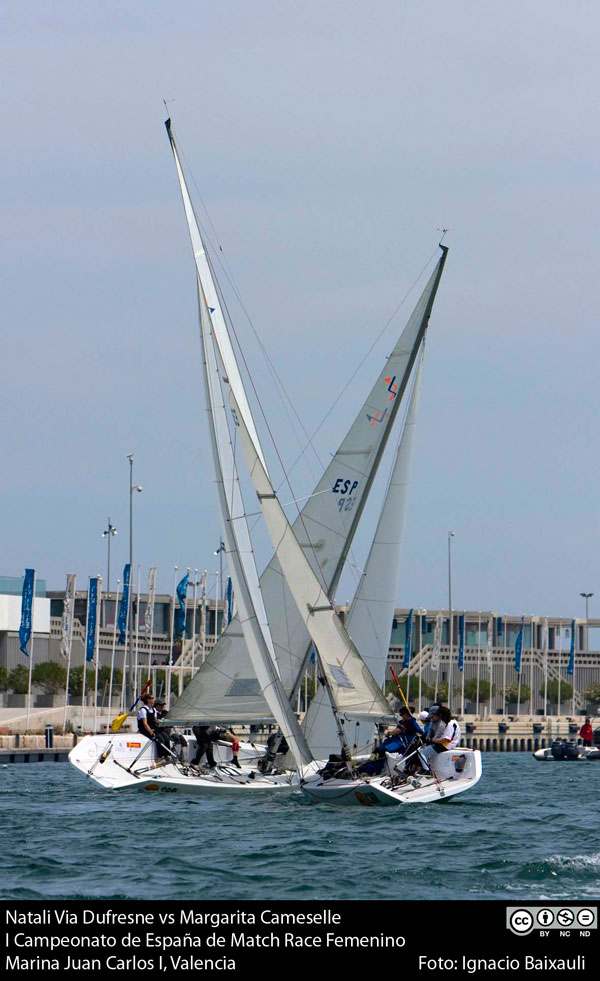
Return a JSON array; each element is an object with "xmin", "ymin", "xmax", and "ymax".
[
  {"xmin": 385, "ymin": 376, "xmax": 397, "ymax": 401},
  {"xmin": 366, "ymin": 408, "xmax": 388, "ymax": 428}
]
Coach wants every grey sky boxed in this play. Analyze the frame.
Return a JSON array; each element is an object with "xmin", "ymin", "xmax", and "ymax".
[{"xmin": 2, "ymin": 1, "xmax": 598, "ymax": 621}]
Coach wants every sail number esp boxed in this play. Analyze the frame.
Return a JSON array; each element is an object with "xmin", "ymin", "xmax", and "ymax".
[{"xmin": 332, "ymin": 478, "xmax": 359, "ymax": 513}]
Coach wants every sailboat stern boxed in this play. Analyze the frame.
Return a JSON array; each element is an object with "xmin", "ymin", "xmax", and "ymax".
[{"xmin": 300, "ymin": 748, "xmax": 483, "ymax": 806}]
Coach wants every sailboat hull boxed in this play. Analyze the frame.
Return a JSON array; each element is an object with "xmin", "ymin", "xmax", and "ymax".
[
  {"xmin": 69, "ymin": 733, "xmax": 297, "ymax": 795},
  {"xmin": 300, "ymin": 748, "xmax": 483, "ymax": 806}
]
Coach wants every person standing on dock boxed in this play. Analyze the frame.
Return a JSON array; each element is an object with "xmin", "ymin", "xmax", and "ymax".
[{"xmin": 579, "ymin": 718, "xmax": 593, "ymax": 746}]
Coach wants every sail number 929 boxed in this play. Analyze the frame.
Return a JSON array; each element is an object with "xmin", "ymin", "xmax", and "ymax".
[{"xmin": 332, "ymin": 478, "xmax": 359, "ymax": 513}]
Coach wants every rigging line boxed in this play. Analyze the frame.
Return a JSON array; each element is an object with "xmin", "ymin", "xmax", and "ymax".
[
  {"xmin": 203, "ymin": 250, "xmax": 332, "ymax": 596},
  {"xmin": 174, "ymin": 124, "xmax": 437, "ymax": 489},
  {"xmin": 175, "ymin": 126, "xmax": 435, "ymax": 593},
  {"xmin": 281, "ymin": 247, "xmax": 440, "ymax": 485},
  {"xmin": 174, "ymin": 124, "xmax": 324, "ymax": 483},
  {"xmin": 243, "ymin": 487, "xmax": 331, "ymax": 518},
  {"xmin": 206, "ymin": 233, "xmax": 323, "ymax": 486}
]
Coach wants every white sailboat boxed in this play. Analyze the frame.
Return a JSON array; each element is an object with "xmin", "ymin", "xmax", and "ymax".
[{"xmin": 70, "ymin": 120, "xmax": 482, "ymax": 804}]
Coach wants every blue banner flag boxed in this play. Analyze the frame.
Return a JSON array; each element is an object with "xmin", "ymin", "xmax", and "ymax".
[
  {"xmin": 226, "ymin": 576, "xmax": 233, "ymax": 624},
  {"xmin": 176, "ymin": 572, "xmax": 190, "ymax": 636},
  {"xmin": 402, "ymin": 609, "xmax": 413, "ymax": 670},
  {"xmin": 514, "ymin": 616, "xmax": 524, "ymax": 673},
  {"xmin": 117, "ymin": 563, "xmax": 131, "ymax": 645},
  {"xmin": 421, "ymin": 614, "xmax": 428, "ymax": 634},
  {"xmin": 19, "ymin": 568, "xmax": 35, "ymax": 656},
  {"xmin": 86, "ymin": 578, "xmax": 98, "ymax": 662},
  {"xmin": 567, "ymin": 618, "xmax": 575, "ymax": 675},
  {"xmin": 497, "ymin": 617, "xmax": 503, "ymax": 637},
  {"xmin": 458, "ymin": 613, "xmax": 465, "ymax": 672}
]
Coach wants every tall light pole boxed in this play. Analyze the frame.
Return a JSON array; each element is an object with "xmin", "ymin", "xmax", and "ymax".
[
  {"xmin": 580, "ymin": 592, "xmax": 593, "ymax": 651},
  {"xmin": 448, "ymin": 531, "xmax": 455, "ymax": 707},
  {"xmin": 127, "ymin": 454, "xmax": 142, "ymax": 703},
  {"xmin": 101, "ymin": 518, "xmax": 117, "ymax": 595}
]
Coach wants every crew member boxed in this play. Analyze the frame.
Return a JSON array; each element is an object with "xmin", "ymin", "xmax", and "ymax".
[
  {"xmin": 579, "ymin": 718, "xmax": 593, "ymax": 746},
  {"xmin": 418, "ymin": 706, "xmax": 461, "ymax": 768},
  {"xmin": 191, "ymin": 725, "xmax": 241, "ymax": 769},
  {"xmin": 137, "ymin": 693, "xmax": 157, "ymax": 738},
  {"xmin": 155, "ymin": 698, "xmax": 187, "ymax": 761}
]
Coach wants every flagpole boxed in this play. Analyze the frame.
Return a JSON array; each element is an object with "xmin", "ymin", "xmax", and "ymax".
[
  {"xmin": 448, "ymin": 532, "xmax": 454, "ymax": 709},
  {"xmin": 134, "ymin": 565, "xmax": 141, "ymax": 700},
  {"xmin": 543, "ymin": 617, "xmax": 548, "ymax": 716},
  {"xmin": 460, "ymin": 612, "xmax": 465, "ymax": 717},
  {"xmin": 191, "ymin": 569, "xmax": 198, "ymax": 678},
  {"xmin": 62, "ymin": 574, "xmax": 76, "ymax": 733},
  {"xmin": 418, "ymin": 611, "xmax": 424, "ymax": 713},
  {"xmin": 557, "ymin": 617, "xmax": 562, "ymax": 720},
  {"xmin": 201, "ymin": 571, "xmax": 207, "ymax": 663},
  {"xmin": 516, "ymin": 616, "xmax": 522, "ymax": 718},
  {"xmin": 214, "ymin": 570, "xmax": 219, "ymax": 647},
  {"xmin": 487, "ymin": 614, "xmax": 494, "ymax": 718},
  {"xmin": 107, "ymin": 579, "xmax": 120, "ymax": 732},
  {"xmin": 93, "ymin": 576, "xmax": 103, "ymax": 732},
  {"xmin": 146, "ymin": 567, "xmax": 156, "ymax": 686},
  {"xmin": 25, "ymin": 571, "xmax": 36, "ymax": 733},
  {"xmin": 529, "ymin": 615, "xmax": 534, "ymax": 716},
  {"xmin": 81, "ymin": 579, "xmax": 91, "ymax": 734},
  {"xmin": 572, "ymin": 621, "xmax": 576, "ymax": 717},
  {"xmin": 167, "ymin": 565, "xmax": 178, "ymax": 707},
  {"xmin": 502, "ymin": 615, "xmax": 507, "ymax": 715},
  {"xmin": 180, "ymin": 567, "xmax": 190, "ymax": 695},
  {"xmin": 476, "ymin": 611, "xmax": 481, "ymax": 716}
]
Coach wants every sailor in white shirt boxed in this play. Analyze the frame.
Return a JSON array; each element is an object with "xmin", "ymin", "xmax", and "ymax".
[{"xmin": 418, "ymin": 707, "xmax": 461, "ymax": 766}]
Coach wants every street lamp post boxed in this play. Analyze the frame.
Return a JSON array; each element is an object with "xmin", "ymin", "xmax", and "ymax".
[
  {"xmin": 126, "ymin": 454, "xmax": 142, "ymax": 705},
  {"xmin": 101, "ymin": 518, "xmax": 117, "ymax": 595},
  {"xmin": 580, "ymin": 592, "xmax": 593, "ymax": 650}
]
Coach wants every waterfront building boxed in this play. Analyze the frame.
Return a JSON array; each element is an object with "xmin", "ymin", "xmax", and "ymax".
[{"xmin": 1, "ymin": 576, "xmax": 599, "ymax": 716}]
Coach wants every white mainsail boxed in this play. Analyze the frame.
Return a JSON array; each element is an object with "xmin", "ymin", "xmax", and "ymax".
[
  {"xmin": 303, "ymin": 344, "xmax": 427, "ymax": 758},
  {"xmin": 166, "ymin": 120, "xmax": 312, "ymax": 767},
  {"xmin": 174, "ymin": 250, "xmax": 448, "ymax": 723},
  {"xmin": 175, "ymin": 284, "xmax": 312, "ymax": 767}
]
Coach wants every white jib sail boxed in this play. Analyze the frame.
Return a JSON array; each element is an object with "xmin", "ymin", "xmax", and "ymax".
[
  {"xmin": 177, "ymin": 252, "xmax": 447, "ymax": 723},
  {"xmin": 303, "ymin": 346, "xmax": 426, "ymax": 758},
  {"xmin": 228, "ymin": 378, "xmax": 392, "ymax": 723},
  {"xmin": 168, "ymin": 284, "xmax": 313, "ymax": 769}
]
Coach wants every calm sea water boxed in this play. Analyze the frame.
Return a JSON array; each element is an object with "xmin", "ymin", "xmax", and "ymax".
[{"xmin": 1, "ymin": 754, "xmax": 598, "ymax": 902}]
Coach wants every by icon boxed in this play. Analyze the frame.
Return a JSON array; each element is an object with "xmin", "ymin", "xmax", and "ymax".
[{"xmin": 537, "ymin": 909, "xmax": 554, "ymax": 927}]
